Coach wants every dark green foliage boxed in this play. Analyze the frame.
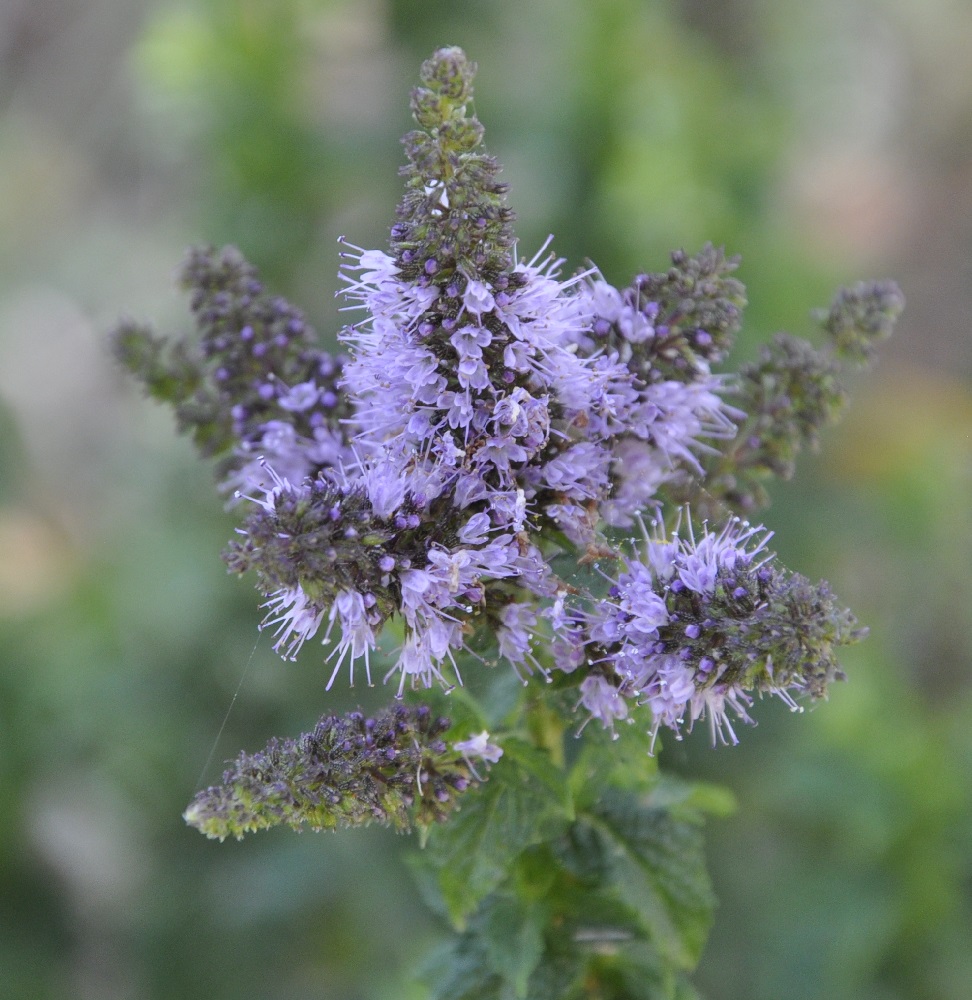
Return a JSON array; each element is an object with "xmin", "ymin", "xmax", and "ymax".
[
  {"xmin": 419, "ymin": 771, "xmax": 717, "ymax": 1000},
  {"xmin": 582, "ymin": 789, "xmax": 715, "ymax": 968},
  {"xmin": 414, "ymin": 738, "xmax": 574, "ymax": 926}
]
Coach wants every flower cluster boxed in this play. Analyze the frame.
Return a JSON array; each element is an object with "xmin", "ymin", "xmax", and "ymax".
[
  {"xmin": 555, "ymin": 513, "xmax": 863, "ymax": 747},
  {"xmin": 112, "ymin": 244, "xmax": 351, "ymax": 495},
  {"xmin": 113, "ymin": 47, "xmax": 901, "ymax": 773},
  {"xmin": 693, "ymin": 279, "xmax": 905, "ymax": 514},
  {"xmin": 184, "ymin": 704, "xmax": 488, "ymax": 839},
  {"xmin": 211, "ymin": 49, "xmax": 756, "ymax": 703}
]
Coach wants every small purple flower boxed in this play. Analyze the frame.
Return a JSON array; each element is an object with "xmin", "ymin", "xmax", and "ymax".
[
  {"xmin": 278, "ymin": 380, "xmax": 320, "ymax": 412},
  {"xmin": 579, "ymin": 675, "xmax": 629, "ymax": 729},
  {"xmin": 391, "ymin": 616, "xmax": 460, "ymax": 694},
  {"xmin": 497, "ymin": 602, "xmax": 542, "ymax": 678},
  {"xmin": 456, "ymin": 355, "xmax": 490, "ymax": 391},
  {"xmin": 462, "ymin": 280, "xmax": 496, "ymax": 317},
  {"xmin": 450, "ymin": 323, "xmax": 492, "ymax": 357},
  {"xmin": 541, "ymin": 442, "xmax": 611, "ymax": 500},
  {"xmin": 454, "ymin": 731, "xmax": 503, "ymax": 763},
  {"xmin": 457, "ymin": 511, "xmax": 492, "ymax": 545},
  {"xmin": 688, "ymin": 684, "xmax": 756, "ymax": 747},
  {"xmin": 640, "ymin": 655, "xmax": 696, "ymax": 743},
  {"xmin": 361, "ymin": 461, "xmax": 408, "ymax": 518},
  {"xmin": 323, "ymin": 589, "xmax": 378, "ymax": 689},
  {"xmin": 675, "ymin": 518, "xmax": 772, "ymax": 595},
  {"xmin": 260, "ymin": 586, "xmax": 325, "ymax": 661}
]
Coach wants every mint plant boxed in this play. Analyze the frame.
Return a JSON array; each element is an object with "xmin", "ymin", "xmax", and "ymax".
[{"xmin": 113, "ymin": 47, "xmax": 902, "ymax": 999}]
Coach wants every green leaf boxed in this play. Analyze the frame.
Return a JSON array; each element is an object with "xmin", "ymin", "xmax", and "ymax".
[
  {"xmin": 649, "ymin": 774, "xmax": 736, "ymax": 820},
  {"xmin": 416, "ymin": 667, "xmax": 524, "ymax": 733},
  {"xmin": 552, "ymin": 819, "xmax": 610, "ymax": 887},
  {"xmin": 416, "ymin": 738, "xmax": 573, "ymax": 926},
  {"xmin": 582, "ymin": 943, "xmax": 702, "ymax": 1000},
  {"xmin": 421, "ymin": 932, "xmax": 500, "ymax": 1000},
  {"xmin": 422, "ymin": 923, "xmax": 586, "ymax": 1000},
  {"xmin": 480, "ymin": 895, "xmax": 546, "ymax": 998},
  {"xmin": 582, "ymin": 788, "xmax": 716, "ymax": 969},
  {"xmin": 569, "ymin": 719, "xmax": 662, "ymax": 803},
  {"xmin": 524, "ymin": 951, "xmax": 586, "ymax": 1000},
  {"xmin": 502, "ymin": 738, "xmax": 575, "ymax": 819}
]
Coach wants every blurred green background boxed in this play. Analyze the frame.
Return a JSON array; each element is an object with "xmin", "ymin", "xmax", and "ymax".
[{"xmin": 1, "ymin": 1, "xmax": 970, "ymax": 998}]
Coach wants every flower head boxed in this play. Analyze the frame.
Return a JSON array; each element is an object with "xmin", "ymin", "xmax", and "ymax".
[
  {"xmin": 454, "ymin": 731, "xmax": 503, "ymax": 764},
  {"xmin": 566, "ymin": 511, "xmax": 864, "ymax": 749}
]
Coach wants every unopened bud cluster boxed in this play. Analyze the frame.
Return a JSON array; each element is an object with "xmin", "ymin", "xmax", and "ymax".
[
  {"xmin": 184, "ymin": 704, "xmax": 481, "ymax": 839},
  {"xmin": 699, "ymin": 279, "xmax": 905, "ymax": 512}
]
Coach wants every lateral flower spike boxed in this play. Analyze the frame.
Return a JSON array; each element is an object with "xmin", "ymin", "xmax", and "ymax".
[
  {"xmin": 561, "ymin": 513, "xmax": 867, "ymax": 750},
  {"xmin": 184, "ymin": 704, "xmax": 487, "ymax": 840}
]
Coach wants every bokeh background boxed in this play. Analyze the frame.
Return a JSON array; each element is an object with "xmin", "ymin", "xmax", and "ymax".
[{"xmin": 1, "ymin": 1, "xmax": 970, "ymax": 998}]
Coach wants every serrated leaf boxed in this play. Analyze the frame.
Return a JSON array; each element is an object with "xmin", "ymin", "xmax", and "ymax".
[
  {"xmin": 480, "ymin": 895, "xmax": 546, "ymax": 998},
  {"xmin": 568, "ymin": 719, "xmax": 661, "ymax": 803},
  {"xmin": 421, "ymin": 932, "xmax": 501, "ymax": 1000},
  {"xmin": 648, "ymin": 774, "xmax": 736, "ymax": 819},
  {"xmin": 405, "ymin": 851, "xmax": 452, "ymax": 923},
  {"xmin": 525, "ymin": 950, "xmax": 586, "ymax": 1000},
  {"xmin": 423, "ymin": 924, "xmax": 586, "ymax": 1000},
  {"xmin": 501, "ymin": 738, "xmax": 575, "ymax": 818},
  {"xmin": 417, "ymin": 738, "xmax": 573, "ymax": 926},
  {"xmin": 583, "ymin": 788, "xmax": 715, "ymax": 969},
  {"xmin": 551, "ymin": 820, "xmax": 610, "ymax": 886},
  {"xmin": 582, "ymin": 942, "xmax": 702, "ymax": 1000}
]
